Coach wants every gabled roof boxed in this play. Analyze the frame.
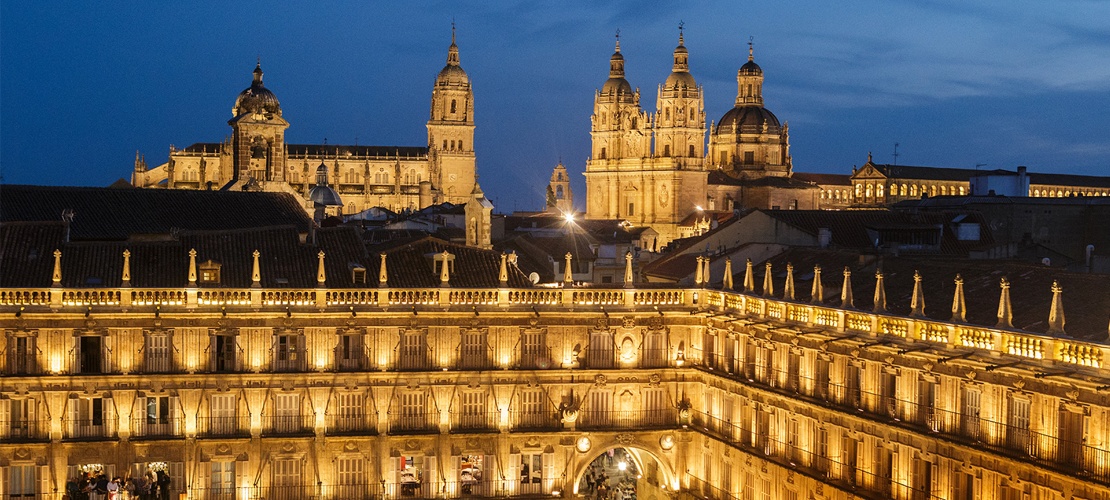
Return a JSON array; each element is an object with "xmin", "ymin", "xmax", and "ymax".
[
  {"xmin": 0, "ymin": 184, "xmax": 311, "ymax": 240},
  {"xmin": 1028, "ymin": 172, "xmax": 1110, "ymax": 188},
  {"xmin": 856, "ymin": 163, "xmax": 979, "ymax": 182}
]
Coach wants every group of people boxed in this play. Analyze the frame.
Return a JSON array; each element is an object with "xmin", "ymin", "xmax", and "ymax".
[
  {"xmin": 582, "ymin": 450, "xmax": 638, "ymax": 500},
  {"xmin": 64, "ymin": 469, "xmax": 172, "ymax": 500}
]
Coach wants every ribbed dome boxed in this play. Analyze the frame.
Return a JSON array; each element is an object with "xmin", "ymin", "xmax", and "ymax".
[
  {"xmin": 715, "ymin": 106, "xmax": 780, "ymax": 134},
  {"xmin": 309, "ymin": 164, "xmax": 342, "ymax": 207},
  {"xmin": 602, "ymin": 76, "xmax": 634, "ymax": 95},
  {"xmin": 739, "ymin": 59, "xmax": 762, "ymax": 75},
  {"xmin": 664, "ymin": 71, "xmax": 696, "ymax": 89},
  {"xmin": 436, "ymin": 62, "xmax": 469, "ymax": 86},
  {"xmin": 233, "ymin": 63, "xmax": 281, "ymax": 117}
]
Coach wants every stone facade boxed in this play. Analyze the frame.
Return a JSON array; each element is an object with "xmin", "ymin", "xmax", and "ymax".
[
  {"xmin": 1, "ymin": 275, "xmax": 1108, "ymax": 500},
  {"xmin": 131, "ymin": 31, "xmax": 476, "ymax": 215}
]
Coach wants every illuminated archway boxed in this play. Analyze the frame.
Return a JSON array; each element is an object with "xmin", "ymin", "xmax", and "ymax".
[{"xmin": 568, "ymin": 442, "xmax": 678, "ymax": 498}]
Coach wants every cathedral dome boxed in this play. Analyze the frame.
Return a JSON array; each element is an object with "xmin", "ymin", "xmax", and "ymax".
[
  {"xmin": 664, "ymin": 31, "xmax": 696, "ymax": 89},
  {"xmin": 664, "ymin": 71, "xmax": 696, "ymax": 89},
  {"xmin": 739, "ymin": 59, "xmax": 762, "ymax": 75},
  {"xmin": 715, "ymin": 105, "xmax": 780, "ymax": 134},
  {"xmin": 233, "ymin": 63, "xmax": 281, "ymax": 117},
  {"xmin": 436, "ymin": 29, "xmax": 469, "ymax": 86},
  {"xmin": 602, "ymin": 76, "xmax": 634, "ymax": 95}
]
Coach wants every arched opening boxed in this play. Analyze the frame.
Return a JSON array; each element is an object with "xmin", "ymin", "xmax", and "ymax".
[{"xmin": 572, "ymin": 446, "xmax": 675, "ymax": 500}]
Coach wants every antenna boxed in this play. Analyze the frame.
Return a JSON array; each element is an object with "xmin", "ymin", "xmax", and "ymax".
[{"xmin": 891, "ymin": 143, "xmax": 900, "ymax": 166}]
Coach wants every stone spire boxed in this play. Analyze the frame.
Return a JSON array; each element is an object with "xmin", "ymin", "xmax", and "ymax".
[
  {"xmin": 694, "ymin": 256, "xmax": 705, "ymax": 285},
  {"xmin": 316, "ymin": 251, "xmax": 326, "ymax": 287},
  {"xmin": 446, "ymin": 22, "xmax": 460, "ymax": 67},
  {"xmin": 783, "ymin": 263, "xmax": 795, "ymax": 301},
  {"xmin": 52, "ymin": 249, "xmax": 62, "ymax": 287},
  {"xmin": 121, "ymin": 250, "xmax": 131, "ymax": 287},
  {"xmin": 378, "ymin": 253, "xmax": 388, "ymax": 285},
  {"xmin": 951, "ymin": 274, "xmax": 966, "ymax": 322},
  {"xmin": 811, "ymin": 265, "xmax": 824, "ymax": 304},
  {"xmin": 743, "ymin": 259, "xmax": 755, "ymax": 292},
  {"xmin": 251, "ymin": 250, "xmax": 261, "ymax": 288},
  {"xmin": 909, "ymin": 271, "xmax": 926, "ymax": 317},
  {"xmin": 840, "ymin": 267, "xmax": 854, "ymax": 309},
  {"xmin": 723, "ymin": 258, "xmax": 734, "ymax": 290},
  {"xmin": 873, "ymin": 270, "xmax": 887, "ymax": 313},
  {"xmin": 500, "ymin": 253, "xmax": 509, "ymax": 285},
  {"xmin": 762, "ymin": 262, "xmax": 774, "ymax": 298},
  {"xmin": 996, "ymin": 277, "xmax": 1013, "ymax": 328},
  {"xmin": 188, "ymin": 249, "xmax": 198, "ymax": 286},
  {"xmin": 564, "ymin": 252, "xmax": 573, "ymax": 284},
  {"xmin": 1047, "ymin": 281, "xmax": 1066, "ymax": 335},
  {"xmin": 624, "ymin": 251, "xmax": 634, "ymax": 287}
]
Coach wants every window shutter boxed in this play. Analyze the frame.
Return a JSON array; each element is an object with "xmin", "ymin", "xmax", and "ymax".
[
  {"xmin": 170, "ymin": 462, "xmax": 183, "ymax": 495},
  {"xmin": 507, "ymin": 453, "xmax": 519, "ymax": 495},
  {"xmin": 450, "ymin": 456, "xmax": 461, "ymax": 495},
  {"xmin": 66, "ymin": 397, "xmax": 78, "ymax": 437},
  {"xmin": 136, "ymin": 396, "xmax": 147, "ymax": 436},
  {"xmin": 73, "ymin": 337, "xmax": 82, "ymax": 374},
  {"xmin": 0, "ymin": 399, "xmax": 9, "ymax": 440},
  {"xmin": 235, "ymin": 459, "xmax": 247, "ymax": 498},
  {"xmin": 104, "ymin": 396, "xmax": 116, "ymax": 436},
  {"xmin": 542, "ymin": 452, "xmax": 555, "ymax": 491},
  {"xmin": 102, "ymin": 334, "xmax": 113, "ymax": 373},
  {"xmin": 171, "ymin": 396, "xmax": 181, "ymax": 435},
  {"xmin": 426, "ymin": 456, "xmax": 437, "ymax": 497},
  {"xmin": 26, "ymin": 398, "xmax": 36, "ymax": 438},
  {"xmin": 39, "ymin": 465, "xmax": 51, "ymax": 497},
  {"xmin": 297, "ymin": 335, "xmax": 307, "ymax": 369},
  {"xmin": 390, "ymin": 457, "xmax": 401, "ymax": 497}
]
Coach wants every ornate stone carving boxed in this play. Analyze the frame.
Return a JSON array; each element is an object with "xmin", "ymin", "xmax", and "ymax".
[
  {"xmin": 615, "ymin": 433, "xmax": 635, "ymax": 445},
  {"xmin": 594, "ymin": 374, "xmax": 607, "ymax": 386}
]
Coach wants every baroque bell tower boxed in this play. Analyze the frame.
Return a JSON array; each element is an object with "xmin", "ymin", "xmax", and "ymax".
[
  {"xmin": 229, "ymin": 61, "xmax": 290, "ymax": 185},
  {"xmin": 654, "ymin": 26, "xmax": 706, "ymax": 162},
  {"xmin": 427, "ymin": 24, "xmax": 476, "ymax": 205}
]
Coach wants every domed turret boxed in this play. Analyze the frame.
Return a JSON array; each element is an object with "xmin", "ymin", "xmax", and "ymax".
[
  {"xmin": 663, "ymin": 30, "xmax": 696, "ymax": 89},
  {"xmin": 600, "ymin": 35, "xmax": 634, "ymax": 98},
  {"xmin": 233, "ymin": 61, "xmax": 281, "ymax": 117},
  {"xmin": 436, "ymin": 25, "xmax": 469, "ymax": 87},
  {"xmin": 309, "ymin": 163, "xmax": 342, "ymax": 207}
]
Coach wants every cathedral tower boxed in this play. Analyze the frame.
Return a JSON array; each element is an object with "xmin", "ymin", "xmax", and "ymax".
[
  {"xmin": 653, "ymin": 27, "xmax": 706, "ymax": 162},
  {"xmin": 427, "ymin": 25, "xmax": 477, "ymax": 205},
  {"xmin": 708, "ymin": 41, "xmax": 791, "ymax": 179},
  {"xmin": 229, "ymin": 62, "xmax": 290, "ymax": 185}
]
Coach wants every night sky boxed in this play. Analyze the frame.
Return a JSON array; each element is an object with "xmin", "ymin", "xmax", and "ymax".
[{"xmin": 2, "ymin": 1, "xmax": 1108, "ymax": 212}]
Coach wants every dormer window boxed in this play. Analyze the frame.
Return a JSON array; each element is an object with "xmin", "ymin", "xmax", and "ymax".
[
  {"xmin": 350, "ymin": 263, "xmax": 367, "ymax": 285},
  {"xmin": 199, "ymin": 260, "xmax": 221, "ymax": 284}
]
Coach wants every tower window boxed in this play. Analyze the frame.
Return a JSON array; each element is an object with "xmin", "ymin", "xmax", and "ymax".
[
  {"xmin": 628, "ymin": 203, "xmax": 635, "ymax": 216},
  {"xmin": 665, "ymin": 108, "xmax": 670, "ymax": 120},
  {"xmin": 450, "ymin": 99, "xmax": 457, "ymax": 114},
  {"xmin": 443, "ymin": 140, "xmax": 448, "ymax": 150},
  {"xmin": 600, "ymin": 147, "xmax": 606, "ymax": 160},
  {"xmin": 689, "ymin": 145, "xmax": 696, "ymax": 157},
  {"xmin": 663, "ymin": 145, "xmax": 670, "ymax": 157},
  {"xmin": 458, "ymin": 141, "xmax": 464, "ymax": 151},
  {"xmin": 720, "ymin": 152, "xmax": 728, "ymax": 163},
  {"xmin": 744, "ymin": 151, "xmax": 754, "ymax": 165}
]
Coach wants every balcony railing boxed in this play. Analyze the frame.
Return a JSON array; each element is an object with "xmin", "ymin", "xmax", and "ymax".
[
  {"xmin": 131, "ymin": 415, "xmax": 184, "ymax": 439},
  {"xmin": 450, "ymin": 410, "xmax": 499, "ymax": 433},
  {"xmin": 64, "ymin": 419, "xmax": 114, "ymax": 440},
  {"xmin": 3, "ymin": 419, "xmax": 49, "ymax": 442},
  {"xmin": 262, "ymin": 413, "xmax": 315, "ymax": 435},
  {"xmin": 326, "ymin": 412, "xmax": 378, "ymax": 435},
  {"xmin": 578, "ymin": 409, "xmax": 677, "ymax": 431},
  {"xmin": 388, "ymin": 411, "xmax": 439, "ymax": 434},
  {"xmin": 510, "ymin": 411, "xmax": 562, "ymax": 432},
  {"xmin": 196, "ymin": 415, "xmax": 249, "ymax": 437}
]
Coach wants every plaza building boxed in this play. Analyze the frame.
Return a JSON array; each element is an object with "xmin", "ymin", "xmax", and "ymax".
[
  {"xmin": 1, "ymin": 185, "xmax": 1109, "ymax": 500},
  {"xmin": 131, "ymin": 29, "xmax": 476, "ymax": 215}
]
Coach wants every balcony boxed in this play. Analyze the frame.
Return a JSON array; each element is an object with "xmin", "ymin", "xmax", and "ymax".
[
  {"xmin": 3, "ymin": 419, "xmax": 49, "ymax": 442},
  {"xmin": 457, "ymin": 345, "xmax": 493, "ymax": 370},
  {"xmin": 578, "ymin": 409, "xmax": 677, "ymax": 431},
  {"xmin": 197, "ymin": 415, "xmax": 249, "ymax": 438},
  {"xmin": 326, "ymin": 412, "xmax": 378, "ymax": 436},
  {"xmin": 511, "ymin": 411, "xmax": 562, "ymax": 432},
  {"xmin": 450, "ymin": 411, "xmax": 499, "ymax": 433},
  {"xmin": 64, "ymin": 419, "xmax": 114, "ymax": 440},
  {"xmin": 387, "ymin": 411, "xmax": 438, "ymax": 435},
  {"xmin": 131, "ymin": 415, "xmax": 184, "ymax": 439},
  {"xmin": 262, "ymin": 413, "xmax": 315, "ymax": 436}
]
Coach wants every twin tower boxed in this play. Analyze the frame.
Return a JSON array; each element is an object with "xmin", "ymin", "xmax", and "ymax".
[{"xmin": 584, "ymin": 30, "xmax": 793, "ymax": 244}]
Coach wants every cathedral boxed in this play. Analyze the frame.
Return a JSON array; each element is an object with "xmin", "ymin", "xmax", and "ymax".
[
  {"xmin": 584, "ymin": 31, "xmax": 811, "ymax": 247},
  {"xmin": 131, "ymin": 29, "xmax": 477, "ymax": 214}
]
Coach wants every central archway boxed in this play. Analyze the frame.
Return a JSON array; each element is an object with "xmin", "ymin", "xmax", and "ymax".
[{"xmin": 569, "ymin": 443, "xmax": 677, "ymax": 500}]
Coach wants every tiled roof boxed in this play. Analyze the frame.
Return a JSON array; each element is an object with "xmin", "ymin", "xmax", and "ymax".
[
  {"xmin": 1028, "ymin": 172, "xmax": 1110, "ymax": 188},
  {"xmin": 755, "ymin": 248, "xmax": 1110, "ymax": 341},
  {"xmin": 370, "ymin": 236, "xmax": 533, "ymax": 288},
  {"xmin": 707, "ymin": 171, "xmax": 817, "ymax": 189},
  {"xmin": 0, "ymin": 184, "xmax": 312, "ymax": 240},
  {"xmin": 863, "ymin": 163, "xmax": 979, "ymax": 181},
  {"xmin": 285, "ymin": 144, "xmax": 428, "ymax": 158},
  {"xmin": 758, "ymin": 209, "xmax": 993, "ymax": 253}
]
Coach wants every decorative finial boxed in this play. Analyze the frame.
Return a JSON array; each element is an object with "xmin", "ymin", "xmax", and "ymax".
[
  {"xmin": 1047, "ymin": 280, "xmax": 1066, "ymax": 335},
  {"xmin": 867, "ymin": 151, "xmax": 873, "ymax": 163},
  {"xmin": 748, "ymin": 36, "xmax": 754, "ymax": 61},
  {"xmin": 723, "ymin": 258, "xmax": 734, "ymax": 291},
  {"xmin": 762, "ymin": 262, "xmax": 774, "ymax": 298},
  {"xmin": 840, "ymin": 266, "xmax": 854, "ymax": 309},
  {"xmin": 909, "ymin": 270, "xmax": 926, "ymax": 317},
  {"xmin": 951, "ymin": 274, "xmax": 966, "ymax": 322},
  {"xmin": 783, "ymin": 263, "xmax": 795, "ymax": 301},
  {"xmin": 678, "ymin": 21, "xmax": 685, "ymax": 45},
  {"xmin": 811, "ymin": 264, "xmax": 824, "ymax": 304},
  {"xmin": 996, "ymin": 277, "xmax": 1013, "ymax": 328},
  {"xmin": 451, "ymin": 18, "xmax": 457, "ymax": 44},
  {"xmin": 743, "ymin": 258, "xmax": 755, "ymax": 293},
  {"xmin": 694, "ymin": 256, "xmax": 704, "ymax": 286},
  {"xmin": 615, "ymin": 29, "xmax": 621, "ymax": 51},
  {"xmin": 873, "ymin": 270, "xmax": 887, "ymax": 313}
]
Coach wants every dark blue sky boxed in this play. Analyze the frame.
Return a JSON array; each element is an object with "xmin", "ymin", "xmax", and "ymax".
[{"xmin": 3, "ymin": 1, "xmax": 1108, "ymax": 212}]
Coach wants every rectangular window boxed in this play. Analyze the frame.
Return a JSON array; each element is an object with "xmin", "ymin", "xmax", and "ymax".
[
  {"xmin": 585, "ymin": 390, "xmax": 612, "ymax": 427},
  {"xmin": 8, "ymin": 465, "xmax": 36, "ymax": 497},
  {"xmin": 209, "ymin": 394, "xmax": 237, "ymax": 436},
  {"xmin": 78, "ymin": 335, "xmax": 103, "ymax": 374},
  {"xmin": 274, "ymin": 393, "xmax": 302, "ymax": 433},
  {"xmin": 210, "ymin": 461, "xmax": 235, "ymax": 496},
  {"xmin": 8, "ymin": 398, "xmax": 37, "ymax": 440},
  {"xmin": 272, "ymin": 458, "xmax": 303, "ymax": 490},
  {"xmin": 458, "ymin": 392, "xmax": 487, "ymax": 430},
  {"xmin": 642, "ymin": 331, "xmax": 668, "ymax": 368},
  {"xmin": 399, "ymin": 331, "xmax": 429, "ymax": 370},
  {"xmin": 144, "ymin": 332, "xmax": 172, "ymax": 373},
  {"xmin": 520, "ymin": 330, "xmax": 547, "ymax": 369},
  {"xmin": 336, "ymin": 332, "xmax": 364, "ymax": 371},
  {"xmin": 961, "ymin": 387, "xmax": 981, "ymax": 440},
  {"xmin": 459, "ymin": 329, "xmax": 489, "ymax": 370},
  {"xmin": 274, "ymin": 333, "xmax": 304, "ymax": 372},
  {"xmin": 336, "ymin": 457, "xmax": 366, "ymax": 498},
  {"xmin": 7, "ymin": 335, "xmax": 37, "ymax": 375},
  {"xmin": 587, "ymin": 330, "xmax": 614, "ymax": 369},
  {"xmin": 642, "ymin": 387, "xmax": 667, "ymax": 426},
  {"xmin": 520, "ymin": 453, "xmax": 543, "ymax": 485},
  {"xmin": 146, "ymin": 396, "xmax": 171, "ymax": 425},
  {"xmin": 627, "ymin": 203, "xmax": 635, "ymax": 217},
  {"xmin": 1007, "ymin": 396, "xmax": 1031, "ymax": 453},
  {"xmin": 400, "ymin": 392, "xmax": 427, "ymax": 431},
  {"xmin": 212, "ymin": 334, "xmax": 237, "ymax": 373}
]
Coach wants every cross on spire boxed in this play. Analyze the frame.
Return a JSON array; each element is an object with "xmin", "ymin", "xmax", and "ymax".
[
  {"xmin": 451, "ymin": 18, "xmax": 456, "ymax": 44},
  {"xmin": 615, "ymin": 28, "xmax": 621, "ymax": 51},
  {"xmin": 678, "ymin": 21, "xmax": 685, "ymax": 44},
  {"xmin": 748, "ymin": 36, "xmax": 754, "ymax": 61}
]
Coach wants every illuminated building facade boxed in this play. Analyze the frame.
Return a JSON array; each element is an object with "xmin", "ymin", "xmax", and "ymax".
[
  {"xmin": 131, "ymin": 29, "xmax": 476, "ymax": 214},
  {"xmin": 2, "ymin": 213, "xmax": 1109, "ymax": 500}
]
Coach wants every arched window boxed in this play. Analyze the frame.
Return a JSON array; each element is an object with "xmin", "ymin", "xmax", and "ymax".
[
  {"xmin": 442, "ymin": 140, "xmax": 448, "ymax": 150},
  {"xmin": 631, "ymin": 118, "xmax": 637, "ymax": 128},
  {"xmin": 458, "ymin": 141, "xmax": 464, "ymax": 151},
  {"xmin": 556, "ymin": 186, "xmax": 564, "ymax": 198},
  {"xmin": 665, "ymin": 108, "xmax": 670, "ymax": 120},
  {"xmin": 958, "ymin": 186, "xmax": 965, "ymax": 195},
  {"xmin": 941, "ymin": 185, "xmax": 948, "ymax": 196},
  {"xmin": 877, "ymin": 184, "xmax": 884, "ymax": 198},
  {"xmin": 855, "ymin": 184, "xmax": 863, "ymax": 198},
  {"xmin": 690, "ymin": 109, "xmax": 695, "ymax": 120},
  {"xmin": 688, "ymin": 145, "xmax": 696, "ymax": 157},
  {"xmin": 865, "ymin": 184, "xmax": 873, "ymax": 198},
  {"xmin": 599, "ymin": 147, "xmax": 606, "ymax": 159},
  {"xmin": 450, "ymin": 99, "xmax": 457, "ymax": 114}
]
